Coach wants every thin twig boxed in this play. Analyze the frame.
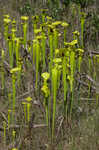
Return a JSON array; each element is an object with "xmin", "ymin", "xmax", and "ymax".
[
  {"xmin": 0, "ymin": 112, "xmax": 8, "ymax": 123},
  {"xmin": 56, "ymin": 116, "xmax": 64, "ymax": 139}
]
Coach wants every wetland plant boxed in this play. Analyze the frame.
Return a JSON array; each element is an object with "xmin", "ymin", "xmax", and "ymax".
[
  {"xmin": 10, "ymin": 67, "xmax": 21, "ymax": 122},
  {"xmin": 3, "ymin": 15, "xmax": 11, "ymax": 45},
  {"xmin": 80, "ymin": 12, "xmax": 86, "ymax": 48},
  {"xmin": 1, "ymin": 9, "xmax": 97, "ymax": 148},
  {"xmin": 51, "ymin": 64, "xmax": 58, "ymax": 141},
  {"xmin": 41, "ymin": 72, "xmax": 50, "ymax": 126},
  {"xmin": 26, "ymin": 96, "xmax": 32, "ymax": 122},
  {"xmin": 21, "ymin": 16, "xmax": 29, "ymax": 48}
]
